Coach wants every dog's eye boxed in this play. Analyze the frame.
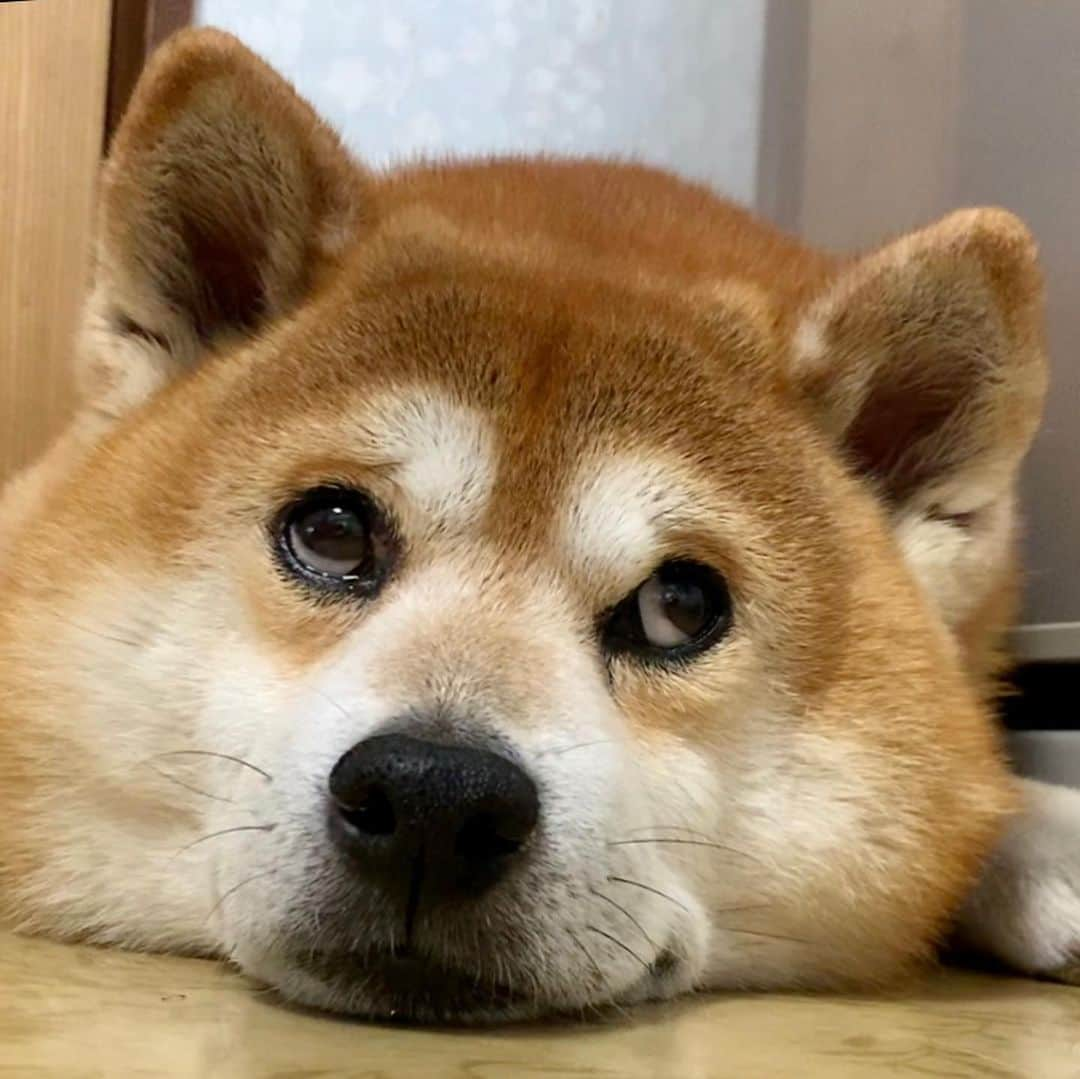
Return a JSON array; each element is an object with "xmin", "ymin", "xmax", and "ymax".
[
  {"xmin": 603, "ymin": 560, "xmax": 733, "ymax": 660},
  {"xmin": 277, "ymin": 487, "xmax": 393, "ymax": 590}
]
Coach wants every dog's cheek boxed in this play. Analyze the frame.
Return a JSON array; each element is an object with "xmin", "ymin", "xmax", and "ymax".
[{"xmin": 606, "ymin": 733, "xmax": 725, "ymax": 968}]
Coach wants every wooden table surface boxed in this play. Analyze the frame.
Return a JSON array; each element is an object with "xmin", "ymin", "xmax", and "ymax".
[{"xmin": 3, "ymin": 932, "xmax": 1080, "ymax": 1078}]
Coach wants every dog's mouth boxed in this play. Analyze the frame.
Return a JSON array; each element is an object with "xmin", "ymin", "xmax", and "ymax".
[
  {"xmin": 296, "ymin": 945, "xmax": 532, "ymax": 1022},
  {"xmin": 283, "ymin": 938, "xmax": 685, "ymax": 1023}
]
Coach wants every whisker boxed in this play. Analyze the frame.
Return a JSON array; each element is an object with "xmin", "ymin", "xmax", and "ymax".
[
  {"xmin": 606, "ymin": 875, "xmax": 690, "ymax": 914},
  {"xmin": 567, "ymin": 928, "xmax": 606, "ymax": 987},
  {"xmin": 608, "ymin": 837, "xmax": 765, "ymax": 866},
  {"xmin": 624, "ymin": 825, "xmax": 714, "ymax": 840},
  {"xmin": 718, "ymin": 925, "xmax": 810, "ymax": 945},
  {"xmin": 54, "ymin": 616, "xmax": 144, "ymax": 650},
  {"xmin": 145, "ymin": 762, "xmax": 233, "ymax": 804},
  {"xmin": 153, "ymin": 750, "xmax": 273, "ymax": 782},
  {"xmin": 173, "ymin": 823, "xmax": 276, "ymax": 858},
  {"xmin": 206, "ymin": 870, "xmax": 276, "ymax": 924},
  {"xmin": 539, "ymin": 738, "xmax": 617, "ymax": 759},
  {"xmin": 586, "ymin": 925, "xmax": 652, "ymax": 974},
  {"xmin": 311, "ymin": 686, "xmax": 353, "ymax": 725},
  {"xmin": 589, "ymin": 887, "xmax": 656, "ymax": 949}
]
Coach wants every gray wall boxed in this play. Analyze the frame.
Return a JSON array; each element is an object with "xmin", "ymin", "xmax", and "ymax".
[
  {"xmin": 760, "ymin": 0, "xmax": 1080, "ymax": 656},
  {"xmin": 958, "ymin": 5, "xmax": 1080, "ymax": 646}
]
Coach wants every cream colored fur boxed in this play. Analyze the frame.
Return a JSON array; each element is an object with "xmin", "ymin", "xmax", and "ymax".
[{"xmin": 0, "ymin": 29, "xmax": 1075, "ymax": 1022}]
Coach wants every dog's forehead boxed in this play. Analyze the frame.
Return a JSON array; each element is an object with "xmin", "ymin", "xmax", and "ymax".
[
  {"xmin": 262, "ymin": 266, "xmax": 782, "ymax": 456},
  {"xmin": 292, "ymin": 273, "xmax": 777, "ymax": 446},
  {"xmin": 207, "ymin": 265, "xmax": 823, "ymax": 578}
]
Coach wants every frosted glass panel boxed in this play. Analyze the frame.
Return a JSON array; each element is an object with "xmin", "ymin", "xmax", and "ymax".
[{"xmin": 195, "ymin": 0, "xmax": 765, "ymax": 205}]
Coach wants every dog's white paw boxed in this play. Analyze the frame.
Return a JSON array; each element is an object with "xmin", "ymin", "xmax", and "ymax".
[{"xmin": 955, "ymin": 779, "xmax": 1080, "ymax": 984}]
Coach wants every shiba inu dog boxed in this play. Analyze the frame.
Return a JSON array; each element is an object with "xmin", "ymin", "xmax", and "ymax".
[{"xmin": 0, "ymin": 29, "xmax": 1077, "ymax": 1022}]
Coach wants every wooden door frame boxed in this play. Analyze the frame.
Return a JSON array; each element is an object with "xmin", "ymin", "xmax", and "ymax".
[
  {"xmin": 0, "ymin": 0, "xmax": 114, "ymax": 482},
  {"xmin": 106, "ymin": 0, "xmax": 193, "ymax": 145}
]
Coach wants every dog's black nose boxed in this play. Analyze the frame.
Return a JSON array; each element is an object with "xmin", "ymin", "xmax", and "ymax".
[{"xmin": 327, "ymin": 734, "xmax": 539, "ymax": 908}]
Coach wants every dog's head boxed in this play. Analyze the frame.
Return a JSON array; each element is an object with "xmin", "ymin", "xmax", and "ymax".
[{"xmin": 0, "ymin": 31, "xmax": 1046, "ymax": 1021}]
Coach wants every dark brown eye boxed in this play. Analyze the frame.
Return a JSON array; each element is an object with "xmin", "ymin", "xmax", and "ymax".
[
  {"xmin": 603, "ymin": 560, "xmax": 733, "ymax": 660},
  {"xmin": 278, "ymin": 487, "xmax": 393, "ymax": 590}
]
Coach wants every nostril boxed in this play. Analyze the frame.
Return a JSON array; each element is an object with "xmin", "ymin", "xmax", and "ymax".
[
  {"xmin": 327, "ymin": 733, "xmax": 540, "ymax": 899},
  {"xmin": 455, "ymin": 811, "xmax": 529, "ymax": 861},
  {"xmin": 336, "ymin": 783, "xmax": 396, "ymax": 837}
]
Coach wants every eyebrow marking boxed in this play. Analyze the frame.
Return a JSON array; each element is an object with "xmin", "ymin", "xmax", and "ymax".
[
  {"xmin": 365, "ymin": 390, "xmax": 496, "ymax": 530},
  {"xmin": 562, "ymin": 453, "xmax": 697, "ymax": 583}
]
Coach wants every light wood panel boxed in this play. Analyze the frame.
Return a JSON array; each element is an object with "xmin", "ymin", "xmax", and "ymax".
[
  {"xmin": 0, "ymin": 0, "xmax": 112, "ymax": 484},
  {"xmin": 3, "ymin": 933, "xmax": 1080, "ymax": 1078},
  {"xmin": 107, "ymin": 0, "xmax": 192, "ymax": 143}
]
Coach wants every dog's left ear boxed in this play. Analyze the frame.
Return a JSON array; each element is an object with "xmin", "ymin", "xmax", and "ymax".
[
  {"xmin": 81, "ymin": 28, "xmax": 370, "ymax": 416},
  {"xmin": 791, "ymin": 209, "xmax": 1046, "ymax": 513},
  {"xmin": 790, "ymin": 209, "xmax": 1047, "ymax": 639}
]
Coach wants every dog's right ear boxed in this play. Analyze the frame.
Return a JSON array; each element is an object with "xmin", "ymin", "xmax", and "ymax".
[{"xmin": 81, "ymin": 28, "xmax": 370, "ymax": 417}]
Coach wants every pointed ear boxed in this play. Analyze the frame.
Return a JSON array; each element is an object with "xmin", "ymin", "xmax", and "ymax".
[
  {"xmin": 789, "ymin": 209, "xmax": 1048, "ymax": 658},
  {"xmin": 81, "ymin": 28, "xmax": 371, "ymax": 415},
  {"xmin": 790, "ymin": 209, "xmax": 1047, "ymax": 516}
]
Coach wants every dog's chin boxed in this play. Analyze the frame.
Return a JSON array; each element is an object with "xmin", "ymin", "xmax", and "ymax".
[
  {"xmin": 241, "ymin": 943, "xmax": 685, "ymax": 1025},
  {"xmin": 248, "ymin": 946, "xmax": 554, "ymax": 1024},
  {"xmin": 302, "ymin": 948, "xmax": 540, "ymax": 1023}
]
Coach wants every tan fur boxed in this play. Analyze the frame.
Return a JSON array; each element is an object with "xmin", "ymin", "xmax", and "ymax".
[{"xmin": 0, "ymin": 30, "xmax": 1051, "ymax": 1017}]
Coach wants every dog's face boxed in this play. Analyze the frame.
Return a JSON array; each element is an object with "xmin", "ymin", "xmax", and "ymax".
[{"xmin": 0, "ymin": 31, "xmax": 1047, "ymax": 1021}]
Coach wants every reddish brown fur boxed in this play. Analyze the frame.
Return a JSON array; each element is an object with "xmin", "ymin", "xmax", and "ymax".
[{"xmin": 0, "ymin": 29, "xmax": 1047, "ymax": 1000}]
